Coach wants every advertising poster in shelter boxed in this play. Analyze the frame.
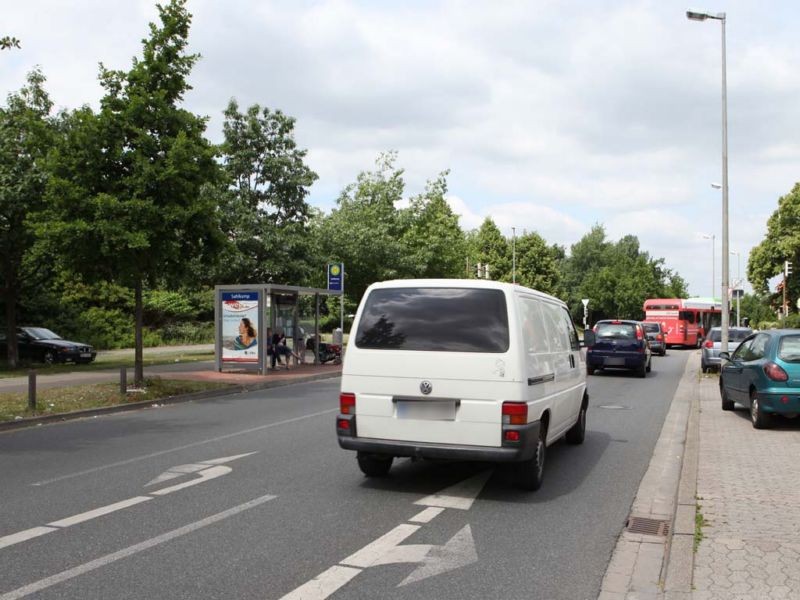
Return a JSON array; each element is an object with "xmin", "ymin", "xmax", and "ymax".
[{"xmin": 222, "ymin": 292, "xmax": 259, "ymax": 363}]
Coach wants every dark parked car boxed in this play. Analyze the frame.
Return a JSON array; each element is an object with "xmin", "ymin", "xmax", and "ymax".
[
  {"xmin": 0, "ymin": 327, "xmax": 96, "ymax": 365},
  {"xmin": 719, "ymin": 329, "xmax": 800, "ymax": 429},
  {"xmin": 586, "ymin": 320, "xmax": 652, "ymax": 377},
  {"xmin": 701, "ymin": 326, "xmax": 753, "ymax": 372},
  {"xmin": 642, "ymin": 321, "xmax": 667, "ymax": 356}
]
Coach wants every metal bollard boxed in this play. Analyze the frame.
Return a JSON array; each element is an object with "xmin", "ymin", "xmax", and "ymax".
[
  {"xmin": 120, "ymin": 367, "xmax": 127, "ymax": 395},
  {"xmin": 28, "ymin": 371, "xmax": 36, "ymax": 411}
]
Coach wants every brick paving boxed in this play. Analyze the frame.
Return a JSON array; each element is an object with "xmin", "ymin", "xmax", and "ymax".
[{"xmin": 692, "ymin": 372, "xmax": 800, "ymax": 599}]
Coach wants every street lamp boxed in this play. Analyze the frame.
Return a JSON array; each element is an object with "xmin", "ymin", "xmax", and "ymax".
[
  {"xmin": 687, "ymin": 8, "xmax": 730, "ymax": 353},
  {"xmin": 730, "ymin": 250, "xmax": 741, "ymax": 326},
  {"xmin": 702, "ymin": 233, "xmax": 715, "ymax": 298}
]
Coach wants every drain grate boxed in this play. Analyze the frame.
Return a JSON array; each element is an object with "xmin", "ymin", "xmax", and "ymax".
[{"xmin": 626, "ymin": 516, "xmax": 671, "ymax": 536}]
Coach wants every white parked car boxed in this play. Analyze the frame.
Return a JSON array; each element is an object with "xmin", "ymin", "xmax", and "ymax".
[{"xmin": 336, "ymin": 279, "xmax": 590, "ymax": 491}]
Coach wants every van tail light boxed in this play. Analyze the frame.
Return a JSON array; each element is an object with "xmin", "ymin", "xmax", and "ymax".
[
  {"xmin": 340, "ymin": 392, "xmax": 356, "ymax": 415},
  {"xmin": 704, "ymin": 340, "xmax": 713, "ymax": 349},
  {"xmin": 502, "ymin": 401, "xmax": 528, "ymax": 425},
  {"xmin": 636, "ymin": 327, "xmax": 643, "ymax": 341},
  {"xmin": 763, "ymin": 362, "xmax": 788, "ymax": 382},
  {"xmin": 657, "ymin": 334, "xmax": 664, "ymax": 341}
]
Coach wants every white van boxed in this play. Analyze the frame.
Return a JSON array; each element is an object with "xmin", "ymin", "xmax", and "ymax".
[{"xmin": 336, "ymin": 279, "xmax": 589, "ymax": 490}]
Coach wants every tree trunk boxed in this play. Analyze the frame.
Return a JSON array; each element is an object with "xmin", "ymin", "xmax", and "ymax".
[
  {"xmin": 134, "ymin": 278, "xmax": 144, "ymax": 387},
  {"xmin": 4, "ymin": 282, "xmax": 19, "ymax": 369}
]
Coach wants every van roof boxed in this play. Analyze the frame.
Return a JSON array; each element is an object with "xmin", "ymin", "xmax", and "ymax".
[{"xmin": 366, "ymin": 278, "xmax": 567, "ymax": 308}]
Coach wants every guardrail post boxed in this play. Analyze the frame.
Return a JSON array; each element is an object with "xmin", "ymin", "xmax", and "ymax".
[
  {"xmin": 120, "ymin": 367, "xmax": 127, "ymax": 395},
  {"xmin": 28, "ymin": 371, "xmax": 36, "ymax": 412}
]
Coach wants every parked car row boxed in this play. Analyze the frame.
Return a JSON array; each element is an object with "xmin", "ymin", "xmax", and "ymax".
[{"xmin": 0, "ymin": 327, "xmax": 96, "ymax": 365}]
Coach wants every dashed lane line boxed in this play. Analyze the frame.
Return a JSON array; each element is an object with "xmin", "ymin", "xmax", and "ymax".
[{"xmin": 0, "ymin": 494, "xmax": 277, "ymax": 600}]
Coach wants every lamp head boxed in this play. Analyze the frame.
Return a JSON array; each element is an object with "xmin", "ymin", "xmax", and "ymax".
[{"xmin": 686, "ymin": 10, "xmax": 708, "ymax": 21}]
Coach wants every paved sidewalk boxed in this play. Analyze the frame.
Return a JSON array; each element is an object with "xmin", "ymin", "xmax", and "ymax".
[{"xmin": 600, "ymin": 351, "xmax": 800, "ymax": 599}]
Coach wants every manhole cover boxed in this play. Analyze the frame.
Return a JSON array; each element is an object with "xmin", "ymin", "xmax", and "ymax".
[
  {"xmin": 598, "ymin": 405, "xmax": 631, "ymax": 410},
  {"xmin": 627, "ymin": 516, "xmax": 670, "ymax": 536}
]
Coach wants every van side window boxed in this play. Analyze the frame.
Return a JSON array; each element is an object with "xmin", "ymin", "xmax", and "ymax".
[
  {"xmin": 541, "ymin": 303, "xmax": 568, "ymax": 352},
  {"xmin": 520, "ymin": 297, "xmax": 549, "ymax": 354},
  {"xmin": 560, "ymin": 307, "xmax": 581, "ymax": 351}
]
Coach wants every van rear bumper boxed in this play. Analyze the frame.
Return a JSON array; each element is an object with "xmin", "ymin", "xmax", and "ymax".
[{"xmin": 337, "ymin": 419, "xmax": 541, "ymax": 463}]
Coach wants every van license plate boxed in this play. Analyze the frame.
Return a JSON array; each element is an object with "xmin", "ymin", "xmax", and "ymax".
[
  {"xmin": 605, "ymin": 357, "xmax": 625, "ymax": 366},
  {"xmin": 397, "ymin": 401, "xmax": 456, "ymax": 421}
]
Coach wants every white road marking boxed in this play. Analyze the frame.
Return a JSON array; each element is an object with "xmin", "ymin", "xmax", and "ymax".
[
  {"xmin": 280, "ymin": 471, "xmax": 489, "ymax": 599},
  {"xmin": 146, "ymin": 452, "xmax": 257, "ymax": 486},
  {"xmin": 340, "ymin": 524, "xmax": 420, "ymax": 568},
  {"xmin": 3, "ymin": 453, "xmax": 256, "ymax": 552},
  {"xmin": 31, "ymin": 408, "xmax": 337, "ymax": 486},
  {"xmin": 149, "ymin": 465, "xmax": 231, "ymax": 496},
  {"xmin": 409, "ymin": 507, "xmax": 444, "ymax": 523},
  {"xmin": 0, "ymin": 494, "xmax": 277, "ymax": 600},
  {"xmin": 0, "ymin": 527, "xmax": 58, "ymax": 551},
  {"xmin": 278, "ymin": 566, "xmax": 362, "ymax": 600},
  {"xmin": 414, "ymin": 470, "xmax": 492, "ymax": 510},
  {"xmin": 47, "ymin": 497, "xmax": 152, "ymax": 528}
]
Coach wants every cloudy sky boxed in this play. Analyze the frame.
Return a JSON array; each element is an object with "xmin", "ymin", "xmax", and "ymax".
[{"xmin": 4, "ymin": 0, "xmax": 799, "ymax": 297}]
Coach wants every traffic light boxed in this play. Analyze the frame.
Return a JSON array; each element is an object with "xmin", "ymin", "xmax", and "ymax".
[{"xmin": 786, "ymin": 260, "xmax": 793, "ymax": 277}]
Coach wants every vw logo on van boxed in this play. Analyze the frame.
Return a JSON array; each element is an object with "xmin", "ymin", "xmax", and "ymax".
[{"xmin": 420, "ymin": 380, "xmax": 433, "ymax": 395}]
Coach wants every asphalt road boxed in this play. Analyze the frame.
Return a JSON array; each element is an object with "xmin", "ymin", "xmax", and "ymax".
[{"xmin": 0, "ymin": 350, "xmax": 690, "ymax": 600}]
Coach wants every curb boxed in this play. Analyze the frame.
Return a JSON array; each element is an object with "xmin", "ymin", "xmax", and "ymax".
[
  {"xmin": 0, "ymin": 371, "xmax": 341, "ymax": 433},
  {"xmin": 598, "ymin": 351, "xmax": 700, "ymax": 600}
]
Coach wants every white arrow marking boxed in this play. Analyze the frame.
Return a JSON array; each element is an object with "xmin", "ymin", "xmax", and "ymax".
[
  {"xmin": 149, "ymin": 465, "xmax": 232, "ymax": 496},
  {"xmin": 399, "ymin": 525, "xmax": 477, "ymax": 586},
  {"xmin": 280, "ymin": 471, "xmax": 489, "ymax": 600},
  {"xmin": 414, "ymin": 470, "xmax": 492, "ymax": 510},
  {"xmin": 145, "ymin": 452, "xmax": 257, "ymax": 486},
  {"xmin": 0, "ymin": 453, "xmax": 257, "ymax": 553},
  {"xmin": 341, "ymin": 524, "xmax": 420, "ymax": 568}
]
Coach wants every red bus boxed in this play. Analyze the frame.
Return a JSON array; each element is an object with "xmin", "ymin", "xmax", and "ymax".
[{"xmin": 643, "ymin": 298, "xmax": 724, "ymax": 348}]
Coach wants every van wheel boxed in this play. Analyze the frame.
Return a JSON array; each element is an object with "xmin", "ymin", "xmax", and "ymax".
[
  {"xmin": 565, "ymin": 399, "xmax": 587, "ymax": 445},
  {"xmin": 587, "ymin": 366, "xmax": 595, "ymax": 376},
  {"xmin": 516, "ymin": 426, "xmax": 546, "ymax": 491},
  {"xmin": 357, "ymin": 453, "xmax": 393, "ymax": 477}
]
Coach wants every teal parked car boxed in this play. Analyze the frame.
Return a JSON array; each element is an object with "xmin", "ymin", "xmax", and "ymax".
[{"xmin": 719, "ymin": 329, "xmax": 800, "ymax": 429}]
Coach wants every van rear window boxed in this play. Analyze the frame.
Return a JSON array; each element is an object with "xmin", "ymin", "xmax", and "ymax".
[{"xmin": 355, "ymin": 288, "xmax": 509, "ymax": 352}]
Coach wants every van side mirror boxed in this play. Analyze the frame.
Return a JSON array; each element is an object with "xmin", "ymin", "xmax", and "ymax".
[{"xmin": 582, "ymin": 330, "xmax": 595, "ymax": 347}]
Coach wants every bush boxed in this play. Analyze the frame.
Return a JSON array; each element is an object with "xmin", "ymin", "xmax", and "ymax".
[{"xmin": 159, "ymin": 322, "xmax": 214, "ymax": 345}]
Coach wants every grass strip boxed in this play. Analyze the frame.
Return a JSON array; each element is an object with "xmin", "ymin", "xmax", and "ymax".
[
  {"xmin": 0, "ymin": 377, "xmax": 233, "ymax": 423},
  {"xmin": 0, "ymin": 351, "xmax": 214, "ymax": 379}
]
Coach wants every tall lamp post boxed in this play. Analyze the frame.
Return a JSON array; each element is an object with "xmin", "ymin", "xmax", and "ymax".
[
  {"xmin": 730, "ymin": 250, "xmax": 741, "ymax": 327},
  {"xmin": 687, "ymin": 9, "xmax": 730, "ymax": 353},
  {"xmin": 512, "ymin": 227, "xmax": 516, "ymax": 285},
  {"xmin": 702, "ymin": 233, "xmax": 715, "ymax": 298}
]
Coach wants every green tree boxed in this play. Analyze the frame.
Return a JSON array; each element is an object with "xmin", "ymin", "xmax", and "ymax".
[
  {"xmin": 318, "ymin": 152, "xmax": 409, "ymax": 302},
  {"xmin": 400, "ymin": 171, "xmax": 466, "ymax": 279},
  {"xmin": 1, "ymin": 36, "xmax": 21, "ymax": 50},
  {"xmin": 0, "ymin": 69, "xmax": 53, "ymax": 367},
  {"xmin": 748, "ymin": 183, "xmax": 800, "ymax": 313},
  {"xmin": 468, "ymin": 218, "xmax": 509, "ymax": 280},
  {"xmin": 563, "ymin": 227, "xmax": 687, "ymax": 322},
  {"xmin": 514, "ymin": 231, "xmax": 562, "ymax": 294},
  {"xmin": 215, "ymin": 99, "xmax": 318, "ymax": 285},
  {"xmin": 42, "ymin": 0, "xmax": 221, "ymax": 385}
]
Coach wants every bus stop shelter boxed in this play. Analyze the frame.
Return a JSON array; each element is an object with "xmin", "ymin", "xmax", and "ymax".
[{"xmin": 214, "ymin": 284, "xmax": 342, "ymax": 374}]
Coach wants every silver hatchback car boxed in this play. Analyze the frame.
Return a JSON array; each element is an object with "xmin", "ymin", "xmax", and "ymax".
[{"xmin": 701, "ymin": 326, "xmax": 753, "ymax": 372}]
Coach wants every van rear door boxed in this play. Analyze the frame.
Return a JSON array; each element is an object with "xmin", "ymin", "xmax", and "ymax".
[{"xmin": 343, "ymin": 286, "xmax": 519, "ymax": 448}]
